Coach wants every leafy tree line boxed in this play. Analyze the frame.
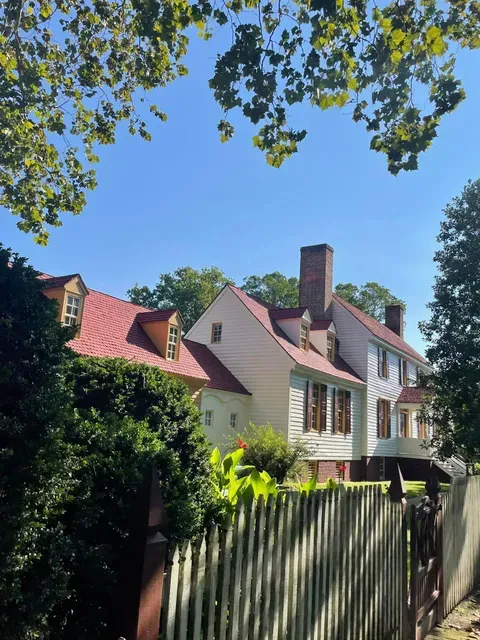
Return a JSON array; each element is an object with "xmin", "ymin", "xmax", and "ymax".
[
  {"xmin": 128, "ymin": 267, "xmax": 405, "ymax": 331},
  {"xmin": 1, "ymin": 0, "xmax": 478, "ymax": 242},
  {"xmin": 420, "ymin": 179, "xmax": 480, "ymax": 462}
]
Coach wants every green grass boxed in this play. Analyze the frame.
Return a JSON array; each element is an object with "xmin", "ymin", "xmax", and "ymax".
[{"xmin": 314, "ymin": 480, "xmax": 451, "ymax": 498}]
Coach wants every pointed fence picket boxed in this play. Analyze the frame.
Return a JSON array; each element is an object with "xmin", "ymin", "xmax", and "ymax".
[{"xmin": 159, "ymin": 486, "xmax": 404, "ymax": 640}]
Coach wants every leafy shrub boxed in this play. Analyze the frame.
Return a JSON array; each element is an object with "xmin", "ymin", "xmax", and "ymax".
[
  {"xmin": 66, "ymin": 356, "xmax": 217, "ymax": 540},
  {"xmin": 325, "ymin": 477, "xmax": 338, "ymax": 490},
  {"xmin": 228, "ymin": 422, "xmax": 310, "ymax": 483},
  {"xmin": 0, "ymin": 245, "xmax": 77, "ymax": 639}
]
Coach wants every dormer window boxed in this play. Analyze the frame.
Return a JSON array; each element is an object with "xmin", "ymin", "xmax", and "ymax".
[
  {"xmin": 300, "ymin": 323, "xmax": 309, "ymax": 351},
  {"xmin": 64, "ymin": 294, "xmax": 81, "ymax": 326},
  {"xmin": 167, "ymin": 325, "xmax": 180, "ymax": 360},
  {"xmin": 327, "ymin": 333, "xmax": 335, "ymax": 362}
]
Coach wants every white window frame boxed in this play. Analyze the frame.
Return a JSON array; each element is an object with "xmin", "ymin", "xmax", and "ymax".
[
  {"xmin": 204, "ymin": 410, "xmax": 214, "ymax": 427},
  {"xmin": 64, "ymin": 294, "xmax": 81, "ymax": 326},
  {"xmin": 167, "ymin": 325, "xmax": 179, "ymax": 360},
  {"xmin": 229, "ymin": 413, "xmax": 237, "ymax": 430},
  {"xmin": 211, "ymin": 323, "xmax": 222, "ymax": 344},
  {"xmin": 326, "ymin": 333, "xmax": 335, "ymax": 362}
]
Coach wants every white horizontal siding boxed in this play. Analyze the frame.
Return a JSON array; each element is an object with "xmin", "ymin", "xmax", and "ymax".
[
  {"xmin": 200, "ymin": 389, "xmax": 250, "ymax": 449},
  {"xmin": 331, "ymin": 299, "xmax": 370, "ymax": 381},
  {"xmin": 367, "ymin": 341, "xmax": 430, "ymax": 457},
  {"xmin": 289, "ymin": 372, "xmax": 362, "ymax": 460},
  {"xmin": 186, "ymin": 288, "xmax": 293, "ymax": 434}
]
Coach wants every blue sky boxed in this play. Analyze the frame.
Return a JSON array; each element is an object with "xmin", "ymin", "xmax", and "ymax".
[{"xmin": 1, "ymin": 36, "xmax": 480, "ymax": 356}]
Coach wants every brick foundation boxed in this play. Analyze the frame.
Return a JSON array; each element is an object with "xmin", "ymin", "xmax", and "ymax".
[{"xmin": 306, "ymin": 460, "xmax": 352, "ymax": 483}]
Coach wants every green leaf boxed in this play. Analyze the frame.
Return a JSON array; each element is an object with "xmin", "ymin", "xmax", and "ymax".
[{"xmin": 391, "ymin": 50, "xmax": 403, "ymax": 64}]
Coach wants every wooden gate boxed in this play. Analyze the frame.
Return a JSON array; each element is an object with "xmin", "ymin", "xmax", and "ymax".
[{"xmin": 409, "ymin": 474, "xmax": 443, "ymax": 640}]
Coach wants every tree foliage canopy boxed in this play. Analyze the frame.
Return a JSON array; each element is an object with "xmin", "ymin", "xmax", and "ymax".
[
  {"xmin": 128, "ymin": 264, "xmax": 405, "ymax": 327},
  {"xmin": 241, "ymin": 271, "xmax": 299, "ymax": 307},
  {"xmin": 420, "ymin": 179, "xmax": 480, "ymax": 461},
  {"xmin": 1, "ymin": 0, "xmax": 477, "ymax": 241},
  {"xmin": 128, "ymin": 265, "xmax": 234, "ymax": 331},
  {"xmin": 334, "ymin": 281, "xmax": 406, "ymax": 321}
]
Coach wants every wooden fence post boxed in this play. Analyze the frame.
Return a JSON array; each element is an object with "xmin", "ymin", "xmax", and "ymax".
[
  {"xmin": 119, "ymin": 465, "xmax": 169, "ymax": 640},
  {"xmin": 388, "ymin": 463, "xmax": 408, "ymax": 640}
]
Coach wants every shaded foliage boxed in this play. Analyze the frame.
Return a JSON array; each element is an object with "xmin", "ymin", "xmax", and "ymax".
[
  {"xmin": 420, "ymin": 179, "xmax": 480, "ymax": 461},
  {"xmin": 0, "ymin": 244, "xmax": 76, "ymax": 639}
]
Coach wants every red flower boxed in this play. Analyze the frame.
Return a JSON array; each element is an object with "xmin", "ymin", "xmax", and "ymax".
[
  {"xmin": 338, "ymin": 465, "xmax": 347, "ymax": 473},
  {"xmin": 237, "ymin": 438, "xmax": 248, "ymax": 450}
]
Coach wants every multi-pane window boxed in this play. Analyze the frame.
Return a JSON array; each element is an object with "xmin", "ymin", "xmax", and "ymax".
[
  {"xmin": 311, "ymin": 383, "xmax": 319, "ymax": 431},
  {"xmin": 377, "ymin": 399, "xmax": 391, "ymax": 438},
  {"xmin": 378, "ymin": 348, "xmax": 388, "ymax": 378},
  {"xmin": 399, "ymin": 409, "xmax": 410, "ymax": 438},
  {"xmin": 229, "ymin": 413, "xmax": 237, "ymax": 430},
  {"xmin": 211, "ymin": 323, "xmax": 222, "ymax": 343},
  {"xmin": 399, "ymin": 359, "xmax": 408, "ymax": 386},
  {"xmin": 64, "ymin": 294, "xmax": 80, "ymax": 326},
  {"xmin": 333, "ymin": 388, "xmax": 351, "ymax": 434},
  {"xmin": 327, "ymin": 334, "xmax": 335, "ymax": 362},
  {"xmin": 167, "ymin": 325, "xmax": 179, "ymax": 360},
  {"xmin": 204, "ymin": 410, "xmax": 213, "ymax": 427},
  {"xmin": 307, "ymin": 460, "xmax": 318, "ymax": 479},
  {"xmin": 300, "ymin": 323, "xmax": 309, "ymax": 351}
]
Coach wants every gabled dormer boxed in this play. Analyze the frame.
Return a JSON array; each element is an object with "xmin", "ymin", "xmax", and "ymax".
[
  {"xmin": 269, "ymin": 307, "xmax": 312, "ymax": 351},
  {"xmin": 41, "ymin": 274, "xmax": 88, "ymax": 335},
  {"xmin": 309, "ymin": 319, "xmax": 337, "ymax": 362},
  {"xmin": 136, "ymin": 309, "xmax": 183, "ymax": 361}
]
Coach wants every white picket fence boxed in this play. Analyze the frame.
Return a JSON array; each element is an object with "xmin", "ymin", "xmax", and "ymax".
[
  {"xmin": 442, "ymin": 475, "xmax": 480, "ymax": 617},
  {"xmin": 160, "ymin": 487, "xmax": 405, "ymax": 640}
]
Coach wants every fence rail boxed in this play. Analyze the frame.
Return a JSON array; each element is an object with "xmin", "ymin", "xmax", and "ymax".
[
  {"xmin": 159, "ymin": 486, "xmax": 405, "ymax": 640},
  {"xmin": 442, "ymin": 475, "xmax": 480, "ymax": 618}
]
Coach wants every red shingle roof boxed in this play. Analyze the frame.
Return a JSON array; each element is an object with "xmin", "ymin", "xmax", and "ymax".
[
  {"xmin": 228, "ymin": 286, "xmax": 364, "ymax": 385},
  {"xmin": 41, "ymin": 274, "xmax": 80, "ymax": 289},
  {"xmin": 332, "ymin": 294, "xmax": 428, "ymax": 364},
  {"xmin": 310, "ymin": 320, "xmax": 334, "ymax": 331},
  {"xmin": 136, "ymin": 309, "xmax": 177, "ymax": 323},
  {"xmin": 398, "ymin": 387, "xmax": 425, "ymax": 404},
  {"xmin": 269, "ymin": 307, "xmax": 308, "ymax": 320},
  {"xmin": 40, "ymin": 275, "xmax": 249, "ymax": 396}
]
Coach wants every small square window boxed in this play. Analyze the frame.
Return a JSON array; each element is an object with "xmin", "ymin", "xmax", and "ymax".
[
  {"xmin": 64, "ymin": 294, "xmax": 81, "ymax": 326},
  {"xmin": 212, "ymin": 323, "xmax": 222, "ymax": 343},
  {"xmin": 204, "ymin": 410, "xmax": 213, "ymax": 427},
  {"xmin": 229, "ymin": 413, "xmax": 237, "ymax": 430}
]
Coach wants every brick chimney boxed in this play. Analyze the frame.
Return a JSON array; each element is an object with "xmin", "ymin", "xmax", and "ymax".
[
  {"xmin": 299, "ymin": 244, "xmax": 334, "ymax": 321},
  {"xmin": 385, "ymin": 304, "xmax": 404, "ymax": 339}
]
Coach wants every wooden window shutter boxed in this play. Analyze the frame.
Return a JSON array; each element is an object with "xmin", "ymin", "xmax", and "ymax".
[
  {"xmin": 306, "ymin": 380, "xmax": 313, "ymax": 431},
  {"xmin": 345, "ymin": 391, "xmax": 352, "ymax": 434},
  {"xmin": 387, "ymin": 401, "xmax": 392, "ymax": 438},
  {"xmin": 378, "ymin": 347, "xmax": 382, "ymax": 376},
  {"xmin": 377, "ymin": 399, "xmax": 384, "ymax": 437},
  {"xmin": 320, "ymin": 384, "xmax": 327, "ymax": 431},
  {"xmin": 386, "ymin": 352, "xmax": 390, "ymax": 378},
  {"xmin": 332, "ymin": 388, "xmax": 339, "ymax": 433},
  {"xmin": 398, "ymin": 358, "xmax": 402, "ymax": 385}
]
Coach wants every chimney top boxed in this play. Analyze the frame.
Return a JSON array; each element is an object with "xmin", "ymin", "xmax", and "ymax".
[
  {"xmin": 299, "ymin": 243, "xmax": 334, "ymax": 321},
  {"xmin": 385, "ymin": 304, "xmax": 404, "ymax": 339}
]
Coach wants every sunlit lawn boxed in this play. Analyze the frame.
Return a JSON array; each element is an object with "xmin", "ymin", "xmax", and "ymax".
[{"xmin": 314, "ymin": 480, "xmax": 451, "ymax": 498}]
